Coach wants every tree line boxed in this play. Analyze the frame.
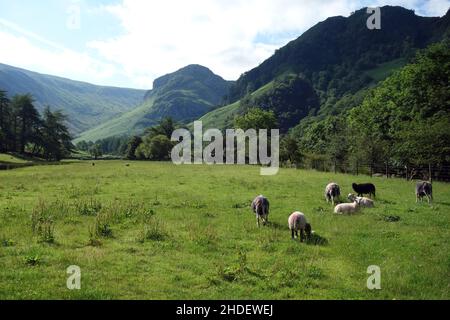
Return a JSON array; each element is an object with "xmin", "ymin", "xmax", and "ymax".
[{"xmin": 0, "ymin": 92, "xmax": 73, "ymax": 161}]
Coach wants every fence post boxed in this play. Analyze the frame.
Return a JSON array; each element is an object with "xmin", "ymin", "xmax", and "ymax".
[{"xmin": 429, "ymin": 163, "xmax": 432, "ymax": 183}]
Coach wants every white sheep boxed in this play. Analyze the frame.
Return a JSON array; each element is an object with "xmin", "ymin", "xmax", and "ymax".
[
  {"xmin": 288, "ymin": 212, "xmax": 312, "ymax": 242},
  {"xmin": 334, "ymin": 201, "xmax": 359, "ymax": 214},
  {"xmin": 347, "ymin": 193, "xmax": 374, "ymax": 208}
]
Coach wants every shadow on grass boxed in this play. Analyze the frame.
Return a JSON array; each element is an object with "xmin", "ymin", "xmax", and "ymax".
[
  {"xmin": 305, "ymin": 233, "xmax": 329, "ymax": 246},
  {"xmin": 266, "ymin": 221, "xmax": 285, "ymax": 230}
]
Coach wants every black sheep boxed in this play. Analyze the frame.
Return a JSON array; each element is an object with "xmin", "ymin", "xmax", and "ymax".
[{"xmin": 352, "ymin": 183, "xmax": 376, "ymax": 198}]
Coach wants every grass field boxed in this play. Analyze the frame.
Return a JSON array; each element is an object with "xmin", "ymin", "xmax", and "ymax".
[
  {"xmin": 0, "ymin": 161, "xmax": 449, "ymax": 300},
  {"xmin": 0, "ymin": 154, "xmax": 30, "ymax": 164}
]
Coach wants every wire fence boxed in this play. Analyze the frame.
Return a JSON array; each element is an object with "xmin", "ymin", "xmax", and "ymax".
[{"xmin": 292, "ymin": 160, "xmax": 450, "ymax": 182}]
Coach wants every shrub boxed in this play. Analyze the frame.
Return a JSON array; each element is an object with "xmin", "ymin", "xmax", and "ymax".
[
  {"xmin": 75, "ymin": 198, "xmax": 102, "ymax": 216},
  {"xmin": 31, "ymin": 200, "xmax": 55, "ymax": 244},
  {"xmin": 93, "ymin": 211, "xmax": 113, "ymax": 238},
  {"xmin": 137, "ymin": 218, "xmax": 167, "ymax": 242}
]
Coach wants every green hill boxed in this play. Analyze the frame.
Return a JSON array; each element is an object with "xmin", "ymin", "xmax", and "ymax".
[
  {"xmin": 199, "ymin": 6, "xmax": 449, "ymax": 132},
  {"xmin": 76, "ymin": 65, "xmax": 231, "ymax": 142},
  {"xmin": 0, "ymin": 64, "xmax": 146, "ymax": 135}
]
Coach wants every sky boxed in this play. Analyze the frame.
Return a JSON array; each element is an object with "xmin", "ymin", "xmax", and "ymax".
[{"xmin": 0, "ymin": 0, "xmax": 449, "ymax": 89}]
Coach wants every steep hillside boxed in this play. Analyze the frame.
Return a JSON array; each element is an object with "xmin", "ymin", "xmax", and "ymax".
[
  {"xmin": 0, "ymin": 64, "xmax": 146, "ymax": 134},
  {"xmin": 199, "ymin": 6, "xmax": 450, "ymax": 131},
  {"xmin": 228, "ymin": 6, "xmax": 449, "ymax": 103},
  {"xmin": 77, "ymin": 65, "xmax": 231, "ymax": 142}
]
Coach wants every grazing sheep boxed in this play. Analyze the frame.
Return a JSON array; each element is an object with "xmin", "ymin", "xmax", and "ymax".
[
  {"xmin": 347, "ymin": 193, "xmax": 374, "ymax": 208},
  {"xmin": 352, "ymin": 183, "xmax": 376, "ymax": 198},
  {"xmin": 251, "ymin": 195, "xmax": 269, "ymax": 227},
  {"xmin": 334, "ymin": 201, "xmax": 360, "ymax": 214},
  {"xmin": 416, "ymin": 181, "xmax": 433, "ymax": 203},
  {"xmin": 288, "ymin": 212, "xmax": 312, "ymax": 242},
  {"xmin": 325, "ymin": 183, "xmax": 341, "ymax": 205}
]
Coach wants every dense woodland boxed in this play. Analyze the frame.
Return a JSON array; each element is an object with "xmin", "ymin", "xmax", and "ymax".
[{"xmin": 0, "ymin": 92, "xmax": 73, "ymax": 160}]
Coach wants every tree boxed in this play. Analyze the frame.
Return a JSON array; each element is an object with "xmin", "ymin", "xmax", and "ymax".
[
  {"xmin": 89, "ymin": 144, "xmax": 103, "ymax": 160},
  {"xmin": 234, "ymin": 108, "xmax": 278, "ymax": 131},
  {"xmin": 11, "ymin": 94, "xmax": 41, "ymax": 154},
  {"xmin": 280, "ymin": 135, "xmax": 303, "ymax": 165},
  {"xmin": 145, "ymin": 117, "xmax": 176, "ymax": 139},
  {"xmin": 40, "ymin": 107, "xmax": 73, "ymax": 160},
  {"xmin": 0, "ymin": 90, "xmax": 10, "ymax": 152},
  {"xmin": 135, "ymin": 134, "xmax": 173, "ymax": 161},
  {"xmin": 125, "ymin": 136, "xmax": 143, "ymax": 160}
]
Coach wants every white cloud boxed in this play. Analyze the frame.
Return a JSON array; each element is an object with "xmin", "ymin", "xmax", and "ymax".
[
  {"xmin": 0, "ymin": 19, "xmax": 119, "ymax": 86},
  {"xmin": 1, "ymin": 0, "xmax": 449, "ymax": 89},
  {"xmin": 88, "ymin": 0, "xmax": 365, "ymax": 88},
  {"xmin": 89, "ymin": 0, "xmax": 450, "ymax": 88}
]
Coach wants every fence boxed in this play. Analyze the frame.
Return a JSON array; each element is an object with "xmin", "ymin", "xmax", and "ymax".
[{"xmin": 294, "ymin": 159, "xmax": 450, "ymax": 182}]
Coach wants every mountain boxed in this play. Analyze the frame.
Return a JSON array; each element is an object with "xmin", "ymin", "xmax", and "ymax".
[
  {"xmin": 0, "ymin": 63, "xmax": 146, "ymax": 135},
  {"xmin": 76, "ymin": 64, "xmax": 231, "ymax": 142},
  {"xmin": 199, "ymin": 6, "xmax": 450, "ymax": 132}
]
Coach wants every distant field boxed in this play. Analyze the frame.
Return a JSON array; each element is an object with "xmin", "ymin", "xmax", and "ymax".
[{"xmin": 0, "ymin": 161, "xmax": 449, "ymax": 299}]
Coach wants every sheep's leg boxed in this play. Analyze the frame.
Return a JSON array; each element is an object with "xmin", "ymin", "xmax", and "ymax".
[
  {"xmin": 300, "ymin": 230, "xmax": 305, "ymax": 243},
  {"xmin": 256, "ymin": 216, "xmax": 260, "ymax": 227},
  {"xmin": 291, "ymin": 229, "xmax": 295, "ymax": 239}
]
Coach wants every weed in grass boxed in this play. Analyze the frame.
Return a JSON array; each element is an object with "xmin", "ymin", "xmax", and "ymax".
[
  {"xmin": 381, "ymin": 215, "xmax": 401, "ymax": 222},
  {"xmin": 31, "ymin": 201, "xmax": 55, "ymax": 244},
  {"xmin": 232, "ymin": 201, "xmax": 249, "ymax": 209},
  {"xmin": 1, "ymin": 238, "xmax": 15, "ymax": 247},
  {"xmin": 137, "ymin": 217, "xmax": 168, "ymax": 243},
  {"xmin": 75, "ymin": 197, "xmax": 102, "ymax": 216},
  {"xmin": 87, "ymin": 225, "xmax": 102, "ymax": 246},
  {"xmin": 94, "ymin": 211, "xmax": 113, "ymax": 238},
  {"xmin": 25, "ymin": 255, "xmax": 40, "ymax": 266},
  {"xmin": 217, "ymin": 250, "xmax": 249, "ymax": 282}
]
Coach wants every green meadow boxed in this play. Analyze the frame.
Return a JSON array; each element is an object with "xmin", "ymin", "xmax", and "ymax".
[{"xmin": 0, "ymin": 160, "xmax": 449, "ymax": 299}]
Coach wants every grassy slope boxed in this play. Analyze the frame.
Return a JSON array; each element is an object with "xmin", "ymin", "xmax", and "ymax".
[
  {"xmin": 0, "ymin": 64, "xmax": 146, "ymax": 135},
  {"xmin": 196, "ymin": 81, "xmax": 275, "ymax": 130},
  {"xmin": 0, "ymin": 161, "xmax": 449, "ymax": 299},
  {"xmin": 74, "ymin": 96, "xmax": 157, "ymax": 143},
  {"xmin": 0, "ymin": 153, "xmax": 29, "ymax": 164},
  {"xmin": 197, "ymin": 58, "xmax": 408, "ymax": 131}
]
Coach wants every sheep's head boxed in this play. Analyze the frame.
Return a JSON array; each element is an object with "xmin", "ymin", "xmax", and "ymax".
[{"xmin": 348, "ymin": 193, "xmax": 356, "ymax": 201}]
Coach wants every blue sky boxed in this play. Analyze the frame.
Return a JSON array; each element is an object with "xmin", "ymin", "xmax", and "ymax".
[{"xmin": 0, "ymin": 0, "xmax": 449, "ymax": 89}]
